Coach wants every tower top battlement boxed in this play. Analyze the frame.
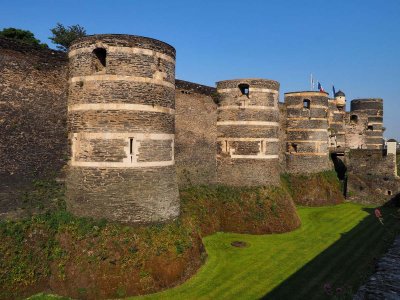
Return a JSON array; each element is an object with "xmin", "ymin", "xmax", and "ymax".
[{"xmin": 69, "ymin": 34, "xmax": 176, "ymax": 58}]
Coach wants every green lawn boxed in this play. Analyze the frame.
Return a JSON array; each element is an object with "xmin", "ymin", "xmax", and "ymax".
[
  {"xmin": 131, "ymin": 203, "xmax": 399, "ymax": 300},
  {"xmin": 29, "ymin": 203, "xmax": 400, "ymax": 300}
]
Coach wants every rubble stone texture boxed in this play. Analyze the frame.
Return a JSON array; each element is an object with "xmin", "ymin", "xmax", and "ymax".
[{"xmin": 354, "ymin": 236, "xmax": 400, "ymax": 300}]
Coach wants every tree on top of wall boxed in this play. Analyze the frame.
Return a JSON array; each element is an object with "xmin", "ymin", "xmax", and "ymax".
[
  {"xmin": 0, "ymin": 27, "xmax": 48, "ymax": 48},
  {"xmin": 49, "ymin": 23, "xmax": 86, "ymax": 52}
]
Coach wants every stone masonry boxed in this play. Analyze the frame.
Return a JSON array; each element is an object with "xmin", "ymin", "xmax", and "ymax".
[
  {"xmin": 284, "ymin": 91, "xmax": 332, "ymax": 173},
  {"xmin": 346, "ymin": 98, "xmax": 384, "ymax": 150},
  {"xmin": 66, "ymin": 34, "xmax": 179, "ymax": 224},
  {"xmin": 328, "ymin": 91, "xmax": 346, "ymax": 151},
  {"xmin": 0, "ymin": 34, "xmax": 398, "ymax": 222},
  {"xmin": 216, "ymin": 79, "xmax": 281, "ymax": 186}
]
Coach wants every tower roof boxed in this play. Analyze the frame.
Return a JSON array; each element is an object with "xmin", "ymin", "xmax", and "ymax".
[{"xmin": 334, "ymin": 90, "xmax": 345, "ymax": 97}]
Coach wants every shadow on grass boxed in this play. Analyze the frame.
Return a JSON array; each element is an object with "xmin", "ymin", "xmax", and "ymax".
[{"xmin": 262, "ymin": 205, "xmax": 400, "ymax": 300}]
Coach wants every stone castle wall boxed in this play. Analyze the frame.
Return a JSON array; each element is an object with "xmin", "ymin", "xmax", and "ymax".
[
  {"xmin": 284, "ymin": 91, "xmax": 332, "ymax": 173},
  {"xmin": 0, "ymin": 37, "xmax": 68, "ymax": 182},
  {"xmin": 216, "ymin": 79, "xmax": 281, "ymax": 186},
  {"xmin": 66, "ymin": 35, "xmax": 179, "ymax": 224},
  {"xmin": 0, "ymin": 35, "xmax": 397, "ymax": 220},
  {"xmin": 175, "ymin": 80, "xmax": 217, "ymax": 187},
  {"xmin": 346, "ymin": 149, "xmax": 399, "ymax": 204}
]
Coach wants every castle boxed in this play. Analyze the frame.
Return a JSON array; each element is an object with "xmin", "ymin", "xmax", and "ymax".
[{"xmin": 0, "ymin": 34, "xmax": 398, "ymax": 223}]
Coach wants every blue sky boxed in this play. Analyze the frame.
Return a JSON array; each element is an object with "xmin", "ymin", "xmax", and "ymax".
[{"xmin": 1, "ymin": 0, "xmax": 399, "ymax": 140}]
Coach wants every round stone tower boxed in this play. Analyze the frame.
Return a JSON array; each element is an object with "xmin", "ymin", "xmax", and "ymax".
[
  {"xmin": 285, "ymin": 91, "xmax": 331, "ymax": 173},
  {"xmin": 349, "ymin": 98, "xmax": 383, "ymax": 149},
  {"xmin": 216, "ymin": 78, "xmax": 281, "ymax": 186},
  {"xmin": 66, "ymin": 34, "xmax": 179, "ymax": 224},
  {"xmin": 334, "ymin": 90, "xmax": 346, "ymax": 108}
]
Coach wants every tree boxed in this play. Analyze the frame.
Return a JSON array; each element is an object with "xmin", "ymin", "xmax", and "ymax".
[
  {"xmin": 49, "ymin": 23, "xmax": 86, "ymax": 51},
  {"xmin": 0, "ymin": 27, "xmax": 48, "ymax": 48}
]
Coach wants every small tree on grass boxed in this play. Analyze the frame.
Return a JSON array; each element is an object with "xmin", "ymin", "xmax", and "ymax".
[
  {"xmin": 49, "ymin": 23, "xmax": 86, "ymax": 52},
  {"xmin": 0, "ymin": 27, "xmax": 48, "ymax": 48}
]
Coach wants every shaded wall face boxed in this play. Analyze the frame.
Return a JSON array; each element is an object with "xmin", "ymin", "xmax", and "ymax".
[
  {"xmin": 174, "ymin": 83, "xmax": 218, "ymax": 187},
  {"xmin": 284, "ymin": 93, "xmax": 331, "ymax": 173},
  {"xmin": 0, "ymin": 38, "xmax": 69, "ymax": 182},
  {"xmin": 66, "ymin": 36, "xmax": 179, "ymax": 224},
  {"xmin": 346, "ymin": 149, "xmax": 400, "ymax": 205},
  {"xmin": 216, "ymin": 80, "xmax": 281, "ymax": 186}
]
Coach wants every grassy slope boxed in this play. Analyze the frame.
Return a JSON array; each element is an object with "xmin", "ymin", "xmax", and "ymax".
[
  {"xmin": 126, "ymin": 203, "xmax": 399, "ymax": 300},
  {"xmin": 281, "ymin": 171, "xmax": 345, "ymax": 206},
  {"xmin": 2, "ymin": 183, "xmax": 300, "ymax": 299}
]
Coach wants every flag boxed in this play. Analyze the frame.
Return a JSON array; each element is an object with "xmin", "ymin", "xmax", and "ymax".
[
  {"xmin": 332, "ymin": 85, "xmax": 336, "ymax": 96},
  {"xmin": 318, "ymin": 82, "xmax": 325, "ymax": 92},
  {"xmin": 310, "ymin": 74, "xmax": 315, "ymax": 90}
]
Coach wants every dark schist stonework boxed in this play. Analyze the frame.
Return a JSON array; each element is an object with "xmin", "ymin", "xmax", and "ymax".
[
  {"xmin": 66, "ymin": 34, "xmax": 179, "ymax": 224},
  {"xmin": 0, "ymin": 34, "xmax": 397, "ymax": 220},
  {"xmin": 175, "ymin": 83, "xmax": 218, "ymax": 187},
  {"xmin": 175, "ymin": 79, "xmax": 216, "ymax": 96},
  {"xmin": 0, "ymin": 37, "xmax": 69, "ymax": 214},
  {"xmin": 346, "ymin": 149, "xmax": 400, "ymax": 204},
  {"xmin": 69, "ymin": 81, "xmax": 175, "ymax": 107},
  {"xmin": 284, "ymin": 92, "xmax": 332, "ymax": 174},
  {"xmin": 348, "ymin": 98, "xmax": 384, "ymax": 150},
  {"xmin": 67, "ymin": 166, "xmax": 179, "ymax": 223},
  {"xmin": 216, "ymin": 79, "xmax": 281, "ymax": 186},
  {"xmin": 0, "ymin": 37, "xmax": 68, "ymax": 179},
  {"xmin": 70, "ymin": 34, "xmax": 176, "ymax": 58}
]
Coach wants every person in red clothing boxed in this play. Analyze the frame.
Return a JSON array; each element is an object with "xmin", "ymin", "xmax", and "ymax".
[{"xmin": 375, "ymin": 208, "xmax": 384, "ymax": 225}]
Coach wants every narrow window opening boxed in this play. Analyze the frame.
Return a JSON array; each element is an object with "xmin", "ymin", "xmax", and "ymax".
[
  {"xmin": 350, "ymin": 115, "xmax": 358, "ymax": 124},
  {"xmin": 92, "ymin": 48, "xmax": 107, "ymax": 73},
  {"xmin": 367, "ymin": 125, "xmax": 373, "ymax": 131},
  {"xmin": 303, "ymin": 99, "xmax": 311, "ymax": 109},
  {"xmin": 387, "ymin": 190, "xmax": 392, "ymax": 196},
  {"xmin": 129, "ymin": 138, "xmax": 134, "ymax": 163},
  {"xmin": 238, "ymin": 83, "xmax": 250, "ymax": 97},
  {"xmin": 288, "ymin": 143, "xmax": 298, "ymax": 153},
  {"xmin": 157, "ymin": 57, "xmax": 163, "ymax": 72}
]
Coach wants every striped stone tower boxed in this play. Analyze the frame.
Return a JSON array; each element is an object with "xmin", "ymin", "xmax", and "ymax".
[
  {"xmin": 328, "ymin": 90, "xmax": 346, "ymax": 150},
  {"xmin": 66, "ymin": 34, "xmax": 179, "ymax": 223},
  {"xmin": 350, "ymin": 99, "xmax": 384, "ymax": 149},
  {"xmin": 285, "ymin": 91, "xmax": 331, "ymax": 173},
  {"xmin": 216, "ymin": 79, "xmax": 281, "ymax": 186}
]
